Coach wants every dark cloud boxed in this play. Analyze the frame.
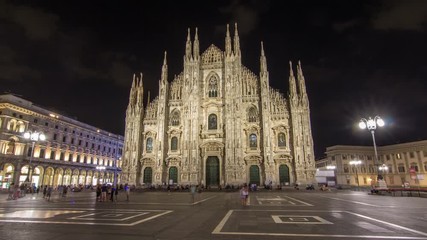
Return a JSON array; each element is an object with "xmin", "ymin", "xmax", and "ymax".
[
  {"xmin": 0, "ymin": 1, "xmax": 59, "ymax": 40},
  {"xmin": 371, "ymin": 0, "xmax": 427, "ymax": 31},
  {"xmin": 216, "ymin": 0, "xmax": 270, "ymax": 36}
]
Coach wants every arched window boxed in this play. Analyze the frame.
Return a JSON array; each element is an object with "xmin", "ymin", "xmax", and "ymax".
[
  {"xmin": 170, "ymin": 110, "xmax": 180, "ymax": 126},
  {"xmin": 7, "ymin": 119, "xmax": 17, "ymax": 131},
  {"xmin": 171, "ymin": 137, "xmax": 178, "ymax": 151},
  {"xmin": 249, "ymin": 134, "xmax": 257, "ymax": 148},
  {"xmin": 208, "ymin": 114, "xmax": 217, "ymax": 130},
  {"xmin": 16, "ymin": 121, "xmax": 25, "ymax": 132},
  {"xmin": 6, "ymin": 139, "xmax": 15, "ymax": 154},
  {"xmin": 146, "ymin": 138, "xmax": 153, "ymax": 153},
  {"xmin": 208, "ymin": 75, "xmax": 218, "ymax": 97},
  {"xmin": 248, "ymin": 107, "xmax": 258, "ymax": 122},
  {"xmin": 410, "ymin": 162, "xmax": 419, "ymax": 172},
  {"xmin": 278, "ymin": 133, "xmax": 286, "ymax": 147}
]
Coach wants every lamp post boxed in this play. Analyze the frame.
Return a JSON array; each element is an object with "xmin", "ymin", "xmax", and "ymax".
[
  {"xmin": 358, "ymin": 116, "xmax": 385, "ymax": 182},
  {"xmin": 379, "ymin": 164, "xmax": 388, "ymax": 184},
  {"xmin": 23, "ymin": 131, "xmax": 46, "ymax": 185},
  {"xmin": 349, "ymin": 160, "xmax": 362, "ymax": 189}
]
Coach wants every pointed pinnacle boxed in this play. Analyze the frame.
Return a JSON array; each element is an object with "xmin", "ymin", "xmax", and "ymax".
[{"xmin": 261, "ymin": 41, "xmax": 265, "ymax": 56}]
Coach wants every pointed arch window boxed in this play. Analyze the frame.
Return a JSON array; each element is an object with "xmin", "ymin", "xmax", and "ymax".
[
  {"xmin": 171, "ymin": 137, "xmax": 178, "ymax": 151},
  {"xmin": 208, "ymin": 114, "xmax": 217, "ymax": 130},
  {"xmin": 208, "ymin": 75, "xmax": 218, "ymax": 97},
  {"xmin": 249, "ymin": 134, "xmax": 257, "ymax": 149},
  {"xmin": 146, "ymin": 137, "xmax": 153, "ymax": 153},
  {"xmin": 171, "ymin": 110, "xmax": 180, "ymax": 126},
  {"xmin": 248, "ymin": 107, "xmax": 258, "ymax": 122},
  {"xmin": 278, "ymin": 133, "xmax": 286, "ymax": 147}
]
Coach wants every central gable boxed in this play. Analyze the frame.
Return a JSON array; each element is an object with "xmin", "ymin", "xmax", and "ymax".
[{"xmin": 201, "ymin": 44, "xmax": 223, "ymax": 69}]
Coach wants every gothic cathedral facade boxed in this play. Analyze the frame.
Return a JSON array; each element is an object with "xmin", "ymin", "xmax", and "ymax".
[{"xmin": 121, "ymin": 24, "xmax": 316, "ymax": 187}]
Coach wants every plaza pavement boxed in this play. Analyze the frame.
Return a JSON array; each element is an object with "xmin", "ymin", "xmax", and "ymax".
[{"xmin": 0, "ymin": 188, "xmax": 426, "ymax": 240}]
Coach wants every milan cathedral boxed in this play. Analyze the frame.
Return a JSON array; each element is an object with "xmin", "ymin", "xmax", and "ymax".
[{"xmin": 121, "ymin": 24, "xmax": 316, "ymax": 187}]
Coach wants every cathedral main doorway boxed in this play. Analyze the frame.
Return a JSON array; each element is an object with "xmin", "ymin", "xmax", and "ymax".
[
  {"xmin": 279, "ymin": 164, "xmax": 290, "ymax": 185},
  {"xmin": 249, "ymin": 165, "xmax": 260, "ymax": 185},
  {"xmin": 169, "ymin": 167, "xmax": 178, "ymax": 184},
  {"xmin": 206, "ymin": 156, "xmax": 219, "ymax": 186}
]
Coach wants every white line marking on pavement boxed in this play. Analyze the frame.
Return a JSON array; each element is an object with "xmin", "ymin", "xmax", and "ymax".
[
  {"xmin": 320, "ymin": 196, "xmax": 381, "ymax": 207},
  {"xmin": 212, "ymin": 210, "xmax": 427, "ymax": 239},
  {"xmin": 212, "ymin": 210, "xmax": 233, "ymax": 234},
  {"xmin": 0, "ymin": 210, "xmax": 173, "ymax": 226},
  {"xmin": 347, "ymin": 211, "xmax": 427, "ymax": 237},
  {"xmin": 285, "ymin": 196, "xmax": 313, "ymax": 206}
]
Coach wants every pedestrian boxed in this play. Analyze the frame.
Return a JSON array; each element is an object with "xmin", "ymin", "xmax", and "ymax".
[
  {"xmin": 96, "ymin": 185, "xmax": 101, "ymax": 202},
  {"xmin": 124, "ymin": 183, "xmax": 130, "ymax": 201},
  {"xmin": 43, "ymin": 185, "xmax": 47, "ymax": 198},
  {"xmin": 190, "ymin": 185, "xmax": 196, "ymax": 203},
  {"xmin": 101, "ymin": 184, "xmax": 107, "ymax": 202},
  {"xmin": 114, "ymin": 185, "xmax": 119, "ymax": 202},
  {"xmin": 240, "ymin": 184, "xmax": 249, "ymax": 206},
  {"xmin": 62, "ymin": 186, "xmax": 68, "ymax": 197},
  {"xmin": 46, "ymin": 186, "xmax": 52, "ymax": 201},
  {"xmin": 110, "ymin": 185, "xmax": 115, "ymax": 202}
]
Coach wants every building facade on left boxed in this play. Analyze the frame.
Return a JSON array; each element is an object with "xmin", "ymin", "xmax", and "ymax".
[{"xmin": 0, "ymin": 94, "xmax": 124, "ymax": 189}]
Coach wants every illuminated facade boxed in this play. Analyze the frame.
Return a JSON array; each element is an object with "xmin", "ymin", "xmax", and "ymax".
[
  {"xmin": 317, "ymin": 140, "xmax": 427, "ymax": 187},
  {"xmin": 121, "ymin": 24, "xmax": 316, "ymax": 187},
  {"xmin": 0, "ymin": 94, "xmax": 124, "ymax": 188}
]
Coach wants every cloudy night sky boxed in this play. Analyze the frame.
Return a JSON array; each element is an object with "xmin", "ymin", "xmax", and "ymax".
[{"xmin": 1, "ymin": 0, "xmax": 426, "ymax": 159}]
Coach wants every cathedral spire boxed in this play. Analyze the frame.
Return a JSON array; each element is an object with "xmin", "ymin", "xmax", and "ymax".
[
  {"xmin": 233, "ymin": 23, "xmax": 241, "ymax": 56},
  {"xmin": 136, "ymin": 73, "xmax": 144, "ymax": 108},
  {"xmin": 297, "ymin": 60, "xmax": 307, "ymax": 96},
  {"xmin": 146, "ymin": 90, "xmax": 150, "ymax": 106},
  {"xmin": 225, "ymin": 24, "xmax": 232, "ymax": 56},
  {"xmin": 128, "ymin": 73, "xmax": 136, "ymax": 106},
  {"xmin": 161, "ymin": 51, "xmax": 168, "ymax": 83},
  {"xmin": 193, "ymin": 27, "xmax": 200, "ymax": 60},
  {"xmin": 260, "ymin": 41, "xmax": 268, "ymax": 74},
  {"xmin": 185, "ymin": 28, "xmax": 192, "ymax": 60},
  {"xmin": 289, "ymin": 61, "xmax": 298, "ymax": 98}
]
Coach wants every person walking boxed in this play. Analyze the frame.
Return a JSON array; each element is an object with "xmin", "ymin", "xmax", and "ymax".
[
  {"xmin": 96, "ymin": 185, "xmax": 101, "ymax": 202},
  {"xmin": 101, "ymin": 184, "xmax": 107, "ymax": 202},
  {"xmin": 46, "ymin": 186, "xmax": 53, "ymax": 201},
  {"xmin": 190, "ymin": 185, "xmax": 196, "ymax": 203},
  {"xmin": 240, "ymin": 184, "xmax": 249, "ymax": 206},
  {"xmin": 110, "ymin": 185, "xmax": 116, "ymax": 202},
  {"xmin": 114, "ymin": 185, "xmax": 119, "ymax": 202},
  {"xmin": 124, "ymin": 183, "xmax": 130, "ymax": 201}
]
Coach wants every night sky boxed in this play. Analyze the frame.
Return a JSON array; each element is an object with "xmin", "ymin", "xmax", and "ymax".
[{"xmin": 1, "ymin": 0, "xmax": 426, "ymax": 159}]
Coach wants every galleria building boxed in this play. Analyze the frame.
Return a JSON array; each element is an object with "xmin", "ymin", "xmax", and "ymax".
[{"xmin": 121, "ymin": 24, "xmax": 316, "ymax": 187}]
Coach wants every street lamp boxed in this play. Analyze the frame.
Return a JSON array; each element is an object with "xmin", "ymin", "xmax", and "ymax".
[
  {"xmin": 379, "ymin": 164, "xmax": 389, "ymax": 183},
  {"xmin": 349, "ymin": 160, "xmax": 362, "ymax": 189},
  {"xmin": 23, "ymin": 131, "xmax": 46, "ymax": 185},
  {"xmin": 358, "ymin": 116, "xmax": 385, "ymax": 181}
]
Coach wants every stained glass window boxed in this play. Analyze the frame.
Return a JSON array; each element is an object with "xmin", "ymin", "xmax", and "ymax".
[
  {"xmin": 250, "ymin": 134, "xmax": 257, "ymax": 148},
  {"xmin": 146, "ymin": 137, "xmax": 153, "ymax": 153},
  {"xmin": 171, "ymin": 137, "xmax": 178, "ymax": 151},
  {"xmin": 278, "ymin": 133, "xmax": 286, "ymax": 147},
  {"xmin": 208, "ymin": 114, "xmax": 217, "ymax": 130}
]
